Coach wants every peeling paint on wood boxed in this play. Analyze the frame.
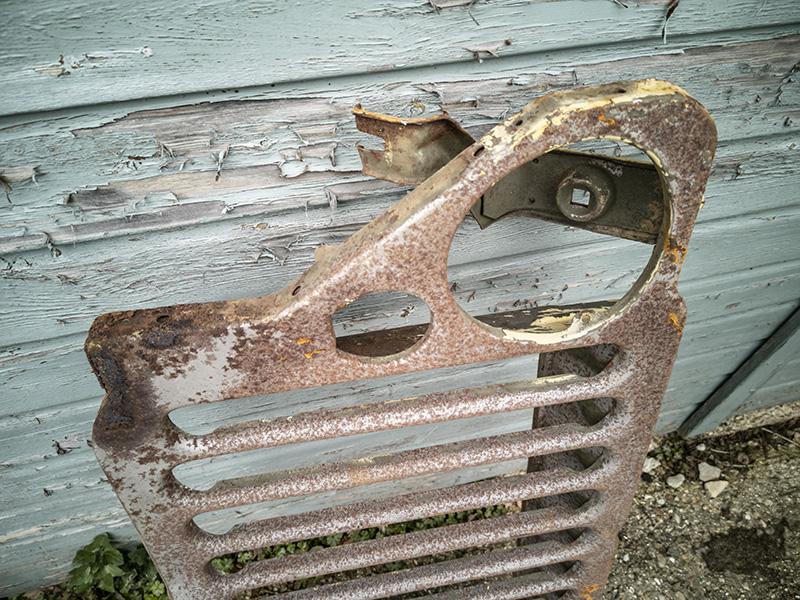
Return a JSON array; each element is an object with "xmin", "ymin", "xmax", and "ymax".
[
  {"xmin": 1, "ymin": 34, "xmax": 797, "ymax": 254},
  {"xmin": 2, "ymin": 0, "xmax": 797, "ymax": 115}
]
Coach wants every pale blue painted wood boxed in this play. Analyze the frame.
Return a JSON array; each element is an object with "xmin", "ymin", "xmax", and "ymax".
[
  {"xmin": 1, "ymin": 0, "xmax": 797, "ymax": 115},
  {"xmin": 1, "ymin": 33, "xmax": 797, "ymax": 257},
  {"xmin": 734, "ymin": 358, "xmax": 800, "ymax": 415},
  {"xmin": 680, "ymin": 306, "xmax": 800, "ymax": 436}
]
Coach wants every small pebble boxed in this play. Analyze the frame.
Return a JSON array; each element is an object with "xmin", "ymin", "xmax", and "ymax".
[
  {"xmin": 696, "ymin": 443, "xmax": 707, "ymax": 452},
  {"xmin": 642, "ymin": 456, "xmax": 660, "ymax": 474},
  {"xmin": 698, "ymin": 461, "xmax": 721, "ymax": 482},
  {"xmin": 666, "ymin": 473, "xmax": 686, "ymax": 489},
  {"xmin": 705, "ymin": 480, "xmax": 729, "ymax": 498}
]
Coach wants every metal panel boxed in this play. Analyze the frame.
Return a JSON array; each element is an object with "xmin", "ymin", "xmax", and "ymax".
[{"xmin": 85, "ymin": 80, "xmax": 715, "ymax": 599}]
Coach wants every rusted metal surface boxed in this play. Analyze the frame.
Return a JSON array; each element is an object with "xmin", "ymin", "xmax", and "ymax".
[
  {"xmin": 352, "ymin": 105, "xmax": 474, "ymax": 185},
  {"xmin": 86, "ymin": 80, "xmax": 716, "ymax": 600},
  {"xmin": 476, "ymin": 148, "xmax": 665, "ymax": 242},
  {"xmin": 354, "ymin": 107, "xmax": 665, "ymax": 244}
]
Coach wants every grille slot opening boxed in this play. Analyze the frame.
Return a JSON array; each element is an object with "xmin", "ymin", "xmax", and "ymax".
[
  {"xmin": 206, "ymin": 489, "xmax": 598, "ymax": 599},
  {"xmin": 189, "ymin": 444, "xmax": 610, "ymax": 536},
  {"xmin": 169, "ymin": 353, "xmax": 542, "ymax": 435}
]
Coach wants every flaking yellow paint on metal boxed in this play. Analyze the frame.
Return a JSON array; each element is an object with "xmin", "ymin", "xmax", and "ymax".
[
  {"xmin": 668, "ymin": 313, "xmax": 685, "ymax": 333},
  {"xmin": 582, "ymin": 583, "xmax": 602, "ymax": 599},
  {"xmin": 484, "ymin": 79, "xmax": 690, "ymax": 160},
  {"xmin": 664, "ymin": 237, "xmax": 688, "ymax": 264}
]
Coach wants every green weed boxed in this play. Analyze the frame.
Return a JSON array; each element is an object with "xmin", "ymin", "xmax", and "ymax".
[
  {"xmin": 6, "ymin": 534, "xmax": 168, "ymax": 600},
  {"xmin": 5, "ymin": 504, "xmax": 510, "ymax": 599},
  {"xmin": 652, "ymin": 434, "xmax": 687, "ymax": 466}
]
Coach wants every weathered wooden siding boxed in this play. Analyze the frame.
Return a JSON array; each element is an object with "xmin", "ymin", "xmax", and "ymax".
[{"xmin": 1, "ymin": 0, "xmax": 799, "ymax": 593}]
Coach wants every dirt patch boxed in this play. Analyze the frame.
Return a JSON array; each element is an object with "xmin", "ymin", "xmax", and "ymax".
[
  {"xmin": 703, "ymin": 521, "xmax": 787, "ymax": 577},
  {"xmin": 606, "ymin": 402, "xmax": 800, "ymax": 600}
]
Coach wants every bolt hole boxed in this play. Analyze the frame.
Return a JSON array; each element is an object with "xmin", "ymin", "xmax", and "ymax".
[
  {"xmin": 292, "ymin": 286, "xmax": 302, "ymax": 296},
  {"xmin": 473, "ymin": 145, "xmax": 484, "ymax": 157},
  {"xmin": 570, "ymin": 187, "xmax": 592, "ymax": 207},
  {"xmin": 156, "ymin": 314, "xmax": 170, "ymax": 323},
  {"xmin": 514, "ymin": 119, "xmax": 523, "ymax": 127}
]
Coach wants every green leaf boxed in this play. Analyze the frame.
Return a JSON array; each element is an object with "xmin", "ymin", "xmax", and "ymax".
[
  {"xmin": 97, "ymin": 572, "xmax": 116, "ymax": 593},
  {"xmin": 211, "ymin": 556, "xmax": 235, "ymax": 573},
  {"xmin": 72, "ymin": 548, "xmax": 95, "ymax": 568},
  {"xmin": 102, "ymin": 563, "xmax": 125, "ymax": 578},
  {"xmin": 68, "ymin": 564, "xmax": 93, "ymax": 590}
]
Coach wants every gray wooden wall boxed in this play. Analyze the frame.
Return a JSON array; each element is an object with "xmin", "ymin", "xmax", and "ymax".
[{"xmin": 1, "ymin": 0, "xmax": 798, "ymax": 594}]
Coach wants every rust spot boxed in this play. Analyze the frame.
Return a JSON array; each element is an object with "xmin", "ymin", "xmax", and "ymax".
[
  {"xmin": 352, "ymin": 105, "xmax": 474, "ymax": 185},
  {"xmin": 664, "ymin": 237, "xmax": 687, "ymax": 264},
  {"xmin": 146, "ymin": 330, "xmax": 177, "ymax": 348}
]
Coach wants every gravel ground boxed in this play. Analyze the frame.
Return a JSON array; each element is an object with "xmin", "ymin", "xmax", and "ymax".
[{"xmin": 605, "ymin": 401, "xmax": 800, "ymax": 600}]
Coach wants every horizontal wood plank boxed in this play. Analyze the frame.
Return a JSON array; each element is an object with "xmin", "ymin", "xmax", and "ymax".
[
  {"xmin": 679, "ymin": 306, "xmax": 800, "ymax": 436},
  {"xmin": 2, "ymin": 0, "xmax": 797, "ymax": 115},
  {"xmin": 1, "ymin": 34, "xmax": 798, "ymax": 255}
]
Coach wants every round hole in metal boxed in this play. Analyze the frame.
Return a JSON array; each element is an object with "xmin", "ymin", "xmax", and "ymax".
[
  {"xmin": 332, "ymin": 290, "xmax": 431, "ymax": 358},
  {"xmin": 446, "ymin": 139, "xmax": 665, "ymax": 343}
]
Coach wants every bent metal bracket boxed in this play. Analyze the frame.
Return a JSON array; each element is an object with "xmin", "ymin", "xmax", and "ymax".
[{"xmin": 86, "ymin": 80, "xmax": 716, "ymax": 600}]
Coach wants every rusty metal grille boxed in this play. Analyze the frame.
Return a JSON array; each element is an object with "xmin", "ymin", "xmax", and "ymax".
[{"xmin": 86, "ymin": 80, "xmax": 716, "ymax": 600}]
